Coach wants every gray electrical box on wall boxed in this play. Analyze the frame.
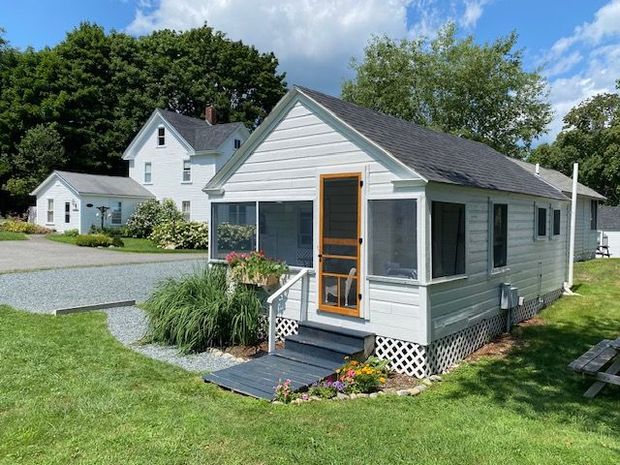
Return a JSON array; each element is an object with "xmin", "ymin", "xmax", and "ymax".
[{"xmin": 500, "ymin": 283, "xmax": 519, "ymax": 309}]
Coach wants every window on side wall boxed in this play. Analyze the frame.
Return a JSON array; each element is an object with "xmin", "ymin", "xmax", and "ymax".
[
  {"xmin": 234, "ymin": 139, "xmax": 241, "ymax": 149},
  {"xmin": 432, "ymin": 202, "xmax": 466, "ymax": 279},
  {"xmin": 537, "ymin": 207, "xmax": 547, "ymax": 237},
  {"xmin": 47, "ymin": 199, "xmax": 54, "ymax": 224},
  {"xmin": 553, "ymin": 209, "xmax": 561, "ymax": 236},
  {"xmin": 182, "ymin": 201, "xmax": 191, "ymax": 221},
  {"xmin": 212, "ymin": 202, "xmax": 257, "ymax": 260},
  {"xmin": 258, "ymin": 201, "xmax": 314, "ymax": 267},
  {"xmin": 144, "ymin": 162, "xmax": 152, "ymax": 184},
  {"xmin": 492, "ymin": 203, "xmax": 508, "ymax": 269},
  {"xmin": 590, "ymin": 200, "xmax": 598, "ymax": 230},
  {"xmin": 182, "ymin": 160, "xmax": 191, "ymax": 182},
  {"xmin": 111, "ymin": 202, "xmax": 122, "ymax": 225},
  {"xmin": 369, "ymin": 199, "xmax": 417, "ymax": 279},
  {"xmin": 65, "ymin": 202, "xmax": 71, "ymax": 224},
  {"xmin": 157, "ymin": 126, "xmax": 165, "ymax": 146}
]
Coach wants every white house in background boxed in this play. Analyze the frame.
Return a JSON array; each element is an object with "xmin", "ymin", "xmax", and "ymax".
[
  {"xmin": 203, "ymin": 86, "xmax": 574, "ymax": 377},
  {"xmin": 31, "ymin": 171, "xmax": 154, "ymax": 233},
  {"xmin": 122, "ymin": 107, "xmax": 250, "ymax": 222},
  {"xmin": 598, "ymin": 206, "xmax": 620, "ymax": 257},
  {"xmin": 31, "ymin": 107, "xmax": 250, "ymax": 231},
  {"xmin": 509, "ymin": 159, "xmax": 605, "ymax": 261}
]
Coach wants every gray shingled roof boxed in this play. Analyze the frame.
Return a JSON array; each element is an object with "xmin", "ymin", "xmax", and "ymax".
[
  {"xmin": 600, "ymin": 206, "xmax": 620, "ymax": 230},
  {"xmin": 509, "ymin": 159, "xmax": 605, "ymax": 200},
  {"xmin": 297, "ymin": 86, "xmax": 567, "ymax": 201},
  {"xmin": 159, "ymin": 110, "xmax": 245, "ymax": 152},
  {"xmin": 56, "ymin": 171, "xmax": 154, "ymax": 197}
]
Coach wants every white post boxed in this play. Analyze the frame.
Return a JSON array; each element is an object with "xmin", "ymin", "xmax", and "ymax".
[
  {"xmin": 568, "ymin": 163, "xmax": 578, "ymax": 288},
  {"xmin": 268, "ymin": 301, "xmax": 277, "ymax": 353}
]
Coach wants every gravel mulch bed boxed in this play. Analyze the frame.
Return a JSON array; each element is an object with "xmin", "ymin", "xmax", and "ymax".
[{"xmin": 105, "ymin": 305, "xmax": 242, "ymax": 373}]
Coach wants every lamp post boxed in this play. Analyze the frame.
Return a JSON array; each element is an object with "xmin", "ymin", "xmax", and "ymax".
[{"xmin": 96, "ymin": 206, "xmax": 110, "ymax": 230}]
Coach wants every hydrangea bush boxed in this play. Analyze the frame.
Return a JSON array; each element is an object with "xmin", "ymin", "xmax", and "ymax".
[
  {"xmin": 150, "ymin": 221, "xmax": 209, "ymax": 249},
  {"xmin": 125, "ymin": 199, "xmax": 183, "ymax": 238}
]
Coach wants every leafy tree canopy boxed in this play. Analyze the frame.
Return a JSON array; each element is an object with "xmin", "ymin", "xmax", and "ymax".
[
  {"xmin": 0, "ymin": 22, "xmax": 287, "ymax": 214},
  {"xmin": 530, "ymin": 86, "xmax": 620, "ymax": 205},
  {"xmin": 342, "ymin": 23, "xmax": 552, "ymax": 157}
]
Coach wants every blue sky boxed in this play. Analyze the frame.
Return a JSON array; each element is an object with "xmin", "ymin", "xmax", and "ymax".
[{"xmin": 1, "ymin": 0, "xmax": 619, "ymax": 141}]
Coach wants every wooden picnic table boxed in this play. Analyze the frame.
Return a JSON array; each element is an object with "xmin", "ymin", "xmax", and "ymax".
[{"xmin": 569, "ymin": 337, "xmax": 620, "ymax": 398}]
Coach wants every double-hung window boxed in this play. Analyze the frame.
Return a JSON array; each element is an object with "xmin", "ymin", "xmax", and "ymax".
[
  {"xmin": 144, "ymin": 162, "xmax": 152, "ymax": 184},
  {"xmin": 537, "ymin": 207, "xmax": 547, "ymax": 238},
  {"xmin": 157, "ymin": 127, "xmax": 165, "ymax": 146},
  {"xmin": 65, "ymin": 202, "xmax": 71, "ymax": 224},
  {"xmin": 590, "ymin": 200, "xmax": 598, "ymax": 230},
  {"xmin": 182, "ymin": 160, "xmax": 191, "ymax": 182},
  {"xmin": 492, "ymin": 204, "xmax": 508, "ymax": 269},
  {"xmin": 553, "ymin": 209, "xmax": 561, "ymax": 236},
  {"xmin": 182, "ymin": 201, "xmax": 191, "ymax": 221},
  {"xmin": 234, "ymin": 139, "xmax": 241, "ymax": 149},
  {"xmin": 111, "ymin": 202, "xmax": 122, "ymax": 225},
  {"xmin": 46, "ymin": 199, "xmax": 54, "ymax": 224},
  {"xmin": 432, "ymin": 202, "xmax": 466, "ymax": 279}
]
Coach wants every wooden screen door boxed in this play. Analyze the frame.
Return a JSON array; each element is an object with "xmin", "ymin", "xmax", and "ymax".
[{"xmin": 318, "ymin": 173, "xmax": 362, "ymax": 317}]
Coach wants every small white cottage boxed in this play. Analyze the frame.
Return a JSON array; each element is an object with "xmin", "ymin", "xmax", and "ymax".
[
  {"xmin": 509, "ymin": 159, "xmax": 605, "ymax": 261},
  {"xmin": 30, "ymin": 171, "xmax": 154, "ymax": 233},
  {"xmin": 203, "ymin": 86, "xmax": 574, "ymax": 377},
  {"xmin": 122, "ymin": 107, "xmax": 249, "ymax": 222}
]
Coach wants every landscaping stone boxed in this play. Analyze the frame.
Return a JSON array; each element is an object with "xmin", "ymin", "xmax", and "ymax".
[
  {"xmin": 336, "ymin": 393, "xmax": 349, "ymax": 400},
  {"xmin": 397, "ymin": 389, "xmax": 411, "ymax": 396},
  {"xmin": 357, "ymin": 393, "xmax": 369, "ymax": 398},
  {"xmin": 417, "ymin": 384, "xmax": 428, "ymax": 392},
  {"xmin": 422, "ymin": 378, "xmax": 433, "ymax": 386},
  {"xmin": 369, "ymin": 392, "xmax": 378, "ymax": 398},
  {"xmin": 429, "ymin": 374, "xmax": 443, "ymax": 382},
  {"xmin": 410, "ymin": 386, "xmax": 423, "ymax": 395},
  {"xmin": 272, "ymin": 401, "xmax": 283, "ymax": 405}
]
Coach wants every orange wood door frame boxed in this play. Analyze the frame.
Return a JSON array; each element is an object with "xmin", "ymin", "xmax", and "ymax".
[{"xmin": 318, "ymin": 172, "xmax": 362, "ymax": 317}]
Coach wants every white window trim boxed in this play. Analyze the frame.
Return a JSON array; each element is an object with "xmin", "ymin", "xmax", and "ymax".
[
  {"xmin": 144, "ymin": 162, "xmax": 152, "ymax": 185},
  {"xmin": 430, "ymin": 200, "xmax": 468, "ymax": 281},
  {"xmin": 111, "ymin": 202, "xmax": 122, "ymax": 225},
  {"xmin": 534, "ymin": 203, "xmax": 548, "ymax": 240},
  {"xmin": 157, "ymin": 125, "xmax": 166, "ymax": 147},
  {"xmin": 182, "ymin": 160, "xmax": 192, "ymax": 183},
  {"xmin": 488, "ymin": 200, "xmax": 509, "ymax": 274},
  {"xmin": 182, "ymin": 201, "xmax": 191, "ymax": 221},
  {"xmin": 46, "ymin": 199, "xmax": 54, "ymax": 224}
]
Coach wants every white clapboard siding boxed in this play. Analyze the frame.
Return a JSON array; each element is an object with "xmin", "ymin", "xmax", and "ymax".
[
  {"xmin": 573, "ymin": 197, "xmax": 598, "ymax": 260},
  {"xmin": 35, "ymin": 179, "xmax": 80, "ymax": 233},
  {"xmin": 427, "ymin": 184, "xmax": 568, "ymax": 340},
  {"xmin": 80, "ymin": 196, "xmax": 144, "ymax": 233}
]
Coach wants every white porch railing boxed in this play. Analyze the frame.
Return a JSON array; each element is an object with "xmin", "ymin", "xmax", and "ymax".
[{"xmin": 266, "ymin": 268, "xmax": 310, "ymax": 352}]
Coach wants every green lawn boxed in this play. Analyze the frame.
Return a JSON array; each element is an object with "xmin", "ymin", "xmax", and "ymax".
[
  {"xmin": 0, "ymin": 261, "xmax": 618, "ymax": 465},
  {"xmin": 47, "ymin": 234, "xmax": 207, "ymax": 254},
  {"xmin": 0, "ymin": 231, "xmax": 27, "ymax": 240}
]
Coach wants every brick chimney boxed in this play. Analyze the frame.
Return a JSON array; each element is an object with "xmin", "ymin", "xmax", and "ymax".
[{"xmin": 204, "ymin": 105, "xmax": 217, "ymax": 125}]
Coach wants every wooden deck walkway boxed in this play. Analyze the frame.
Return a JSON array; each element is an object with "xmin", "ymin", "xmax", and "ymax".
[{"xmin": 204, "ymin": 321, "xmax": 375, "ymax": 400}]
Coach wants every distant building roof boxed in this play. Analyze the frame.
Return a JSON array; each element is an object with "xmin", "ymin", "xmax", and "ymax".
[
  {"xmin": 600, "ymin": 206, "xmax": 620, "ymax": 230},
  {"xmin": 159, "ymin": 110, "xmax": 246, "ymax": 152},
  {"xmin": 295, "ymin": 86, "xmax": 567, "ymax": 201},
  {"xmin": 509, "ymin": 159, "xmax": 606, "ymax": 200},
  {"xmin": 52, "ymin": 171, "xmax": 154, "ymax": 198}
]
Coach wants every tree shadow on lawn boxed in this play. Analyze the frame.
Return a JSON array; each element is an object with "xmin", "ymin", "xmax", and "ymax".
[{"xmin": 444, "ymin": 313, "xmax": 619, "ymax": 436}]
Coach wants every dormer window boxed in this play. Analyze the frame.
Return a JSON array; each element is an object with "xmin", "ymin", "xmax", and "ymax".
[
  {"xmin": 158, "ymin": 127, "xmax": 165, "ymax": 146},
  {"xmin": 234, "ymin": 139, "xmax": 241, "ymax": 149}
]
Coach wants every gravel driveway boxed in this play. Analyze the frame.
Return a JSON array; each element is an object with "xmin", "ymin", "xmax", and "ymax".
[
  {"xmin": 0, "ymin": 234, "xmax": 209, "ymax": 274},
  {"xmin": 0, "ymin": 260, "xmax": 243, "ymax": 373}
]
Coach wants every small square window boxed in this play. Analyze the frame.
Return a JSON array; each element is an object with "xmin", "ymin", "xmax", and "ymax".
[
  {"xmin": 553, "ymin": 209, "xmax": 561, "ymax": 236},
  {"xmin": 234, "ymin": 139, "xmax": 241, "ymax": 149},
  {"xmin": 157, "ymin": 127, "xmax": 165, "ymax": 146}
]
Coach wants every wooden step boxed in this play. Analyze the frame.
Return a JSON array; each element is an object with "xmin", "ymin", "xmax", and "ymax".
[
  {"xmin": 284, "ymin": 334, "xmax": 364, "ymax": 364},
  {"xmin": 297, "ymin": 321, "xmax": 375, "ymax": 357}
]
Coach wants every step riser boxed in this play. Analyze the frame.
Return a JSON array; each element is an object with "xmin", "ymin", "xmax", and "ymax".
[
  {"xmin": 285, "ymin": 339, "xmax": 364, "ymax": 364},
  {"xmin": 297, "ymin": 326, "xmax": 366, "ymax": 349}
]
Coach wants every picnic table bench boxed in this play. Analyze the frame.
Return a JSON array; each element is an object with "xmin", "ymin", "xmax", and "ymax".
[{"xmin": 569, "ymin": 337, "xmax": 620, "ymax": 398}]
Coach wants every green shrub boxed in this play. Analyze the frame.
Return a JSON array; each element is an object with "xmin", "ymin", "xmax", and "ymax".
[
  {"xmin": 0, "ymin": 220, "xmax": 50, "ymax": 234},
  {"xmin": 144, "ymin": 267, "xmax": 263, "ymax": 351},
  {"xmin": 150, "ymin": 221, "xmax": 209, "ymax": 249},
  {"xmin": 75, "ymin": 234, "xmax": 114, "ymax": 248},
  {"xmin": 125, "ymin": 199, "xmax": 183, "ymax": 238},
  {"xmin": 63, "ymin": 229, "xmax": 79, "ymax": 237},
  {"xmin": 88, "ymin": 226, "xmax": 123, "ymax": 238},
  {"xmin": 216, "ymin": 223, "xmax": 255, "ymax": 251}
]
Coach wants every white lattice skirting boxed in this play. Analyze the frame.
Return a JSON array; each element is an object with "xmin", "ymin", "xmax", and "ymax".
[{"xmin": 374, "ymin": 288, "xmax": 563, "ymax": 378}]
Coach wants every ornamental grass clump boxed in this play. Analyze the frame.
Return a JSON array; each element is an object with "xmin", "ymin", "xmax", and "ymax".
[{"xmin": 144, "ymin": 266, "xmax": 263, "ymax": 352}]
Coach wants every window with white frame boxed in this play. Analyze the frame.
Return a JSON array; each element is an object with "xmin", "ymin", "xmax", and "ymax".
[
  {"xmin": 144, "ymin": 162, "xmax": 152, "ymax": 183},
  {"xmin": 65, "ymin": 202, "xmax": 71, "ymax": 224},
  {"xmin": 182, "ymin": 201, "xmax": 191, "ymax": 221},
  {"xmin": 258, "ymin": 201, "xmax": 313, "ymax": 267},
  {"xmin": 157, "ymin": 126, "xmax": 165, "ymax": 146},
  {"xmin": 234, "ymin": 139, "xmax": 241, "ymax": 149},
  {"xmin": 369, "ymin": 199, "xmax": 417, "ymax": 279},
  {"xmin": 553, "ymin": 209, "xmax": 561, "ymax": 236},
  {"xmin": 432, "ymin": 201, "xmax": 466, "ymax": 279},
  {"xmin": 537, "ymin": 207, "xmax": 547, "ymax": 237},
  {"xmin": 111, "ymin": 202, "xmax": 122, "ymax": 225},
  {"xmin": 46, "ymin": 199, "xmax": 54, "ymax": 223},
  {"xmin": 492, "ymin": 203, "xmax": 508, "ymax": 269},
  {"xmin": 182, "ymin": 160, "xmax": 191, "ymax": 182},
  {"xmin": 590, "ymin": 200, "xmax": 598, "ymax": 230},
  {"xmin": 212, "ymin": 202, "xmax": 257, "ymax": 259}
]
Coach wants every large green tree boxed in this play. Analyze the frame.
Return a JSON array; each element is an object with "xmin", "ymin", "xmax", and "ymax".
[
  {"xmin": 342, "ymin": 24, "xmax": 552, "ymax": 157},
  {"xmin": 0, "ymin": 23, "xmax": 287, "ymax": 214},
  {"xmin": 530, "ymin": 87, "xmax": 620, "ymax": 205}
]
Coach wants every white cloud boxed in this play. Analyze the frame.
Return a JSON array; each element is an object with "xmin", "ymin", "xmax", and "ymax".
[
  {"xmin": 542, "ymin": 1, "xmax": 620, "ymax": 142},
  {"xmin": 462, "ymin": 0, "xmax": 489, "ymax": 29}
]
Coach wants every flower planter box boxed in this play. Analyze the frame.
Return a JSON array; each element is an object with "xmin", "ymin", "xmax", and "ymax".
[{"xmin": 237, "ymin": 273, "xmax": 280, "ymax": 288}]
